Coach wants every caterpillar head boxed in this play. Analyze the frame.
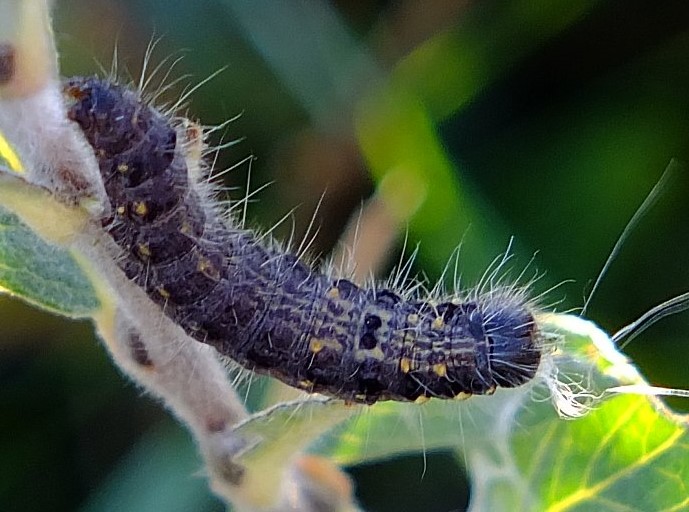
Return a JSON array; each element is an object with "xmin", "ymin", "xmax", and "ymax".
[
  {"xmin": 482, "ymin": 299, "xmax": 541, "ymax": 388},
  {"xmin": 63, "ymin": 76, "xmax": 177, "ymax": 188}
]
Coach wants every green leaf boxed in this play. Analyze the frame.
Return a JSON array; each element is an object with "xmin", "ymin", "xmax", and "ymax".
[
  {"xmin": 518, "ymin": 395, "xmax": 687, "ymax": 512},
  {"xmin": 0, "ymin": 204, "xmax": 99, "ymax": 316}
]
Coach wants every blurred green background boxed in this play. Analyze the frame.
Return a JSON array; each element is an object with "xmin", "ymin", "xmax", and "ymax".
[{"xmin": 2, "ymin": 0, "xmax": 689, "ymax": 510}]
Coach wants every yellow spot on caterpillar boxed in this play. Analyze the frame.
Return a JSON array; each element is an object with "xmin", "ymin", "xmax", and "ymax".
[
  {"xmin": 133, "ymin": 201, "xmax": 148, "ymax": 217},
  {"xmin": 299, "ymin": 380, "xmax": 314, "ymax": 389},
  {"xmin": 407, "ymin": 313, "xmax": 419, "ymax": 325},
  {"xmin": 414, "ymin": 395, "xmax": 430, "ymax": 404},
  {"xmin": 485, "ymin": 385, "xmax": 497, "ymax": 396},
  {"xmin": 453, "ymin": 392, "xmax": 472, "ymax": 401},
  {"xmin": 156, "ymin": 286, "xmax": 170, "ymax": 299},
  {"xmin": 310, "ymin": 338, "xmax": 342, "ymax": 354},
  {"xmin": 117, "ymin": 163, "xmax": 129, "ymax": 173},
  {"xmin": 432, "ymin": 317, "xmax": 444, "ymax": 330},
  {"xmin": 400, "ymin": 357, "xmax": 412, "ymax": 374},
  {"xmin": 197, "ymin": 256, "xmax": 220, "ymax": 280},
  {"xmin": 0, "ymin": 133, "xmax": 23, "ymax": 173},
  {"xmin": 116, "ymin": 205, "xmax": 126, "ymax": 215},
  {"xmin": 180, "ymin": 221, "xmax": 192, "ymax": 236},
  {"xmin": 326, "ymin": 287, "xmax": 340, "ymax": 299},
  {"xmin": 432, "ymin": 363, "xmax": 447, "ymax": 378},
  {"xmin": 137, "ymin": 243, "xmax": 151, "ymax": 258}
]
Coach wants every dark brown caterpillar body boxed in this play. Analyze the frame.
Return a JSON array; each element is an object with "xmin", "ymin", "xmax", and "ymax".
[{"xmin": 64, "ymin": 76, "xmax": 542, "ymax": 404}]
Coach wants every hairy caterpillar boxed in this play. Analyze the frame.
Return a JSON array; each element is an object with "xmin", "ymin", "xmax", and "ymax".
[{"xmin": 64, "ymin": 76, "xmax": 542, "ymax": 405}]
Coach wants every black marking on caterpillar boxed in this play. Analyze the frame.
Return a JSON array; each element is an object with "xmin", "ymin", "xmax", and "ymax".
[{"xmin": 64, "ymin": 76, "xmax": 542, "ymax": 405}]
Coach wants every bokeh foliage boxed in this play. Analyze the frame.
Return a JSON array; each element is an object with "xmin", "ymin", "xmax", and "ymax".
[{"xmin": 2, "ymin": 1, "xmax": 689, "ymax": 511}]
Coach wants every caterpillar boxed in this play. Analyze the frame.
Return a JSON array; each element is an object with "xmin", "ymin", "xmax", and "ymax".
[{"xmin": 63, "ymin": 76, "xmax": 543, "ymax": 405}]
